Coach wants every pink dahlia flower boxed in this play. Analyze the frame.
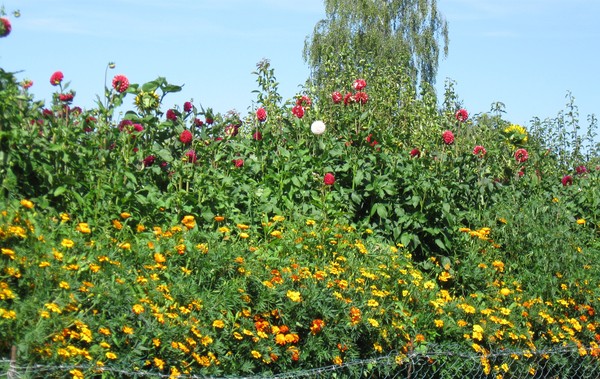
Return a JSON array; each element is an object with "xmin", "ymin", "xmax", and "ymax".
[
  {"xmin": 442, "ymin": 130, "xmax": 455, "ymax": 145},
  {"xmin": 353, "ymin": 78, "xmax": 367, "ymax": 91},
  {"xmin": 324, "ymin": 173, "xmax": 335, "ymax": 186},
  {"xmin": 112, "ymin": 74, "xmax": 129, "ymax": 93},
  {"xmin": 256, "ymin": 107, "xmax": 267, "ymax": 122},
  {"xmin": 50, "ymin": 71, "xmax": 64, "ymax": 86},
  {"xmin": 455, "ymin": 108, "xmax": 468, "ymax": 122},
  {"xmin": 514, "ymin": 148, "xmax": 529, "ymax": 163}
]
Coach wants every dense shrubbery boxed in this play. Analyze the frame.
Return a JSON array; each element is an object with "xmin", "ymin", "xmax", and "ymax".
[{"xmin": 1, "ymin": 49, "xmax": 599, "ymax": 378}]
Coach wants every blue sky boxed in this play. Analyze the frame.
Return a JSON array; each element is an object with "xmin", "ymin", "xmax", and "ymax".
[{"xmin": 1, "ymin": 0, "xmax": 599, "ymax": 132}]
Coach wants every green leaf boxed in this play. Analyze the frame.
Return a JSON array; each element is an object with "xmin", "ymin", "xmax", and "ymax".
[{"xmin": 53, "ymin": 186, "xmax": 67, "ymax": 197}]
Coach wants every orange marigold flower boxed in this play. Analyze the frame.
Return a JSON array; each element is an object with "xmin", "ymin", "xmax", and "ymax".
[{"xmin": 181, "ymin": 215, "xmax": 196, "ymax": 229}]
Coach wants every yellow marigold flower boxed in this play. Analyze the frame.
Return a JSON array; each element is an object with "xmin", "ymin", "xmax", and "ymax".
[
  {"xmin": 119, "ymin": 242, "xmax": 131, "ymax": 250},
  {"xmin": 239, "ymin": 232, "xmax": 249, "ymax": 239},
  {"xmin": 367, "ymin": 318, "xmax": 380, "ymax": 328},
  {"xmin": 69, "ymin": 369, "xmax": 84, "ymax": 379},
  {"xmin": 112, "ymin": 219, "xmax": 122, "ymax": 230},
  {"xmin": 333, "ymin": 356, "xmax": 343, "ymax": 365},
  {"xmin": 132, "ymin": 304, "xmax": 145, "ymax": 315},
  {"xmin": 153, "ymin": 357, "xmax": 165, "ymax": 370},
  {"xmin": 423, "ymin": 280, "xmax": 435, "ymax": 290},
  {"xmin": 286, "ymin": 290, "xmax": 302, "ymax": 302},
  {"xmin": 218, "ymin": 226, "xmax": 230, "ymax": 233},
  {"xmin": 1, "ymin": 248, "xmax": 15, "ymax": 260},
  {"xmin": 45, "ymin": 303, "xmax": 62, "ymax": 314},
  {"xmin": 20, "ymin": 199, "xmax": 34, "ymax": 209},
  {"xmin": 59, "ymin": 281, "xmax": 70, "ymax": 290},
  {"xmin": 136, "ymin": 224, "xmax": 146, "ymax": 233},
  {"xmin": 181, "ymin": 215, "xmax": 196, "ymax": 229},
  {"xmin": 154, "ymin": 253, "xmax": 166, "ymax": 263},
  {"xmin": 500, "ymin": 288, "xmax": 512, "ymax": 296},
  {"xmin": 576, "ymin": 218, "xmax": 586, "ymax": 225},
  {"xmin": 76, "ymin": 222, "xmax": 91, "ymax": 233},
  {"xmin": 152, "ymin": 338, "xmax": 161, "ymax": 347},
  {"xmin": 236, "ymin": 223, "xmax": 250, "ymax": 230},
  {"xmin": 492, "ymin": 260, "xmax": 505, "ymax": 272},
  {"xmin": 434, "ymin": 319, "xmax": 444, "ymax": 328},
  {"xmin": 275, "ymin": 333, "xmax": 287, "ymax": 345},
  {"xmin": 270, "ymin": 230, "xmax": 282, "ymax": 238},
  {"xmin": 472, "ymin": 324, "xmax": 484, "ymax": 341},
  {"xmin": 122, "ymin": 326, "xmax": 134, "ymax": 335},
  {"xmin": 212, "ymin": 320, "xmax": 225, "ymax": 329},
  {"xmin": 98, "ymin": 327, "xmax": 111, "ymax": 336},
  {"xmin": 100, "ymin": 341, "xmax": 111, "ymax": 349},
  {"xmin": 306, "ymin": 219, "xmax": 316, "ymax": 226},
  {"xmin": 251, "ymin": 350, "xmax": 262, "ymax": 359},
  {"xmin": 367, "ymin": 299, "xmax": 379, "ymax": 307},
  {"xmin": 272, "ymin": 215, "xmax": 285, "ymax": 222},
  {"xmin": 39, "ymin": 310, "xmax": 50, "ymax": 318},
  {"xmin": 233, "ymin": 332, "xmax": 243, "ymax": 340},
  {"xmin": 61, "ymin": 239, "xmax": 75, "ymax": 248}
]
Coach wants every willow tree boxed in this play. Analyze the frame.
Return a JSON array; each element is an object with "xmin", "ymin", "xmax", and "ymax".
[{"xmin": 303, "ymin": 0, "xmax": 449, "ymax": 88}]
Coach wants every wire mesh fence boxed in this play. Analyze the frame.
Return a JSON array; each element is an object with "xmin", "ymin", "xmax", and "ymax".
[{"xmin": 1, "ymin": 344, "xmax": 599, "ymax": 378}]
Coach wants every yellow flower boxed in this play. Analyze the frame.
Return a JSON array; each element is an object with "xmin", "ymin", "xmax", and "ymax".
[
  {"xmin": 500, "ymin": 288, "xmax": 512, "ymax": 296},
  {"xmin": 212, "ymin": 320, "xmax": 225, "ymax": 329},
  {"xmin": 61, "ymin": 239, "xmax": 75, "ymax": 248},
  {"xmin": 1, "ymin": 248, "xmax": 15, "ymax": 260},
  {"xmin": 136, "ymin": 224, "xmax": 146, "ymax": 233},
  {"xmin": 438, "ymin": 271, "xmax": 453, "ymax": 282},
  {"xmin": 503, "ymin": 124, "xmax": 528, "ymax": 145},
  {"xmin": 472, "ymin": 324, "xmax": 484, "ymax": 341},
  {"xmin": 99, "ymin": 327, "xmax": 111, "ymax": 336},
  {"xmin": 576, "ymin": 218, "xmax": 586, "ymax": 225},
  {"xmin": 76, "ymin": 223, "xmax": 91, "ymax": 233},
  {"xmin": 333, "ymin": 356, "xmax": 343, "ymax": 365},
  {"xmin": 218, "ymin": 226, "xmax": 230, "ymax": 233},
  {"xmin": 153, "ymin": 357, "xmax": 165, "ymax": 370},
  {"xmin": 120, "ymin": 212, "xmax": 131, "ymax": 219},
  {"xmin": 122, "ymin": 326, "xmax": 134, "ymax": 335},
  {"xmin": 270, "ymin": 230, "xmax": 283, "ymax": 238},
  {"xmin": 214, "ymin": 215, "xmax": 225, "ymax": 222},
  {"xmin": 239, "ymin": 232, "xmax": 250, "ymax": 239},
  {"xmin": 59, "ymin": 281, "xmax": 70, "ymax": 290},
  {"xmin": 181, "ymin": 215, "xmax": 196, "ymax": 229},
  {"xmin": 154, "ymin": 253, "xmax": 166, "ymax": 263},
  {"xmin": 251, "ymin": 350, "xmax": 262, "ymax": 359},
  {"xmin": 112, "ymin": 219, "xmax": 123, "ymax": 230},
  {"xmin": 367, "ymin": 318, "xmax": 380, "ymax": 328},
  {"xmin": 132, "ymin": 304, "xmax": 145, "ymax": 315},
  {"xmin": 286, "ymin": 290, "xmax": 302, "ymax": 302},
  {"xmin": 20, "ymin": 199, "xmax": 34, "ymax": 209},
  {"xmin": 119, "ymin": 242, "xmax": 131, "ymax": 250},
  {"xmin": 45, "ymin": 303, "xmax": 62, "ymax": 314},
  {"xmin": 306, "ymin": 219, "xmax": 316, "ymax": 226},
  {"xmin": 434, "ymin": 319, "xmax": 444, "ymax": 328},
  {"xmin": 272, "ymin": 215, "xmax": 285, "ymax": 222},
  {"xmin": 69, "ymin": 369, "xmax": 84, "ymax": 379}
]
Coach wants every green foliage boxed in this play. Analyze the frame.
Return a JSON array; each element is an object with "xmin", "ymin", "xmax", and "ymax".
[{"xmin": 0, "ymin": 61, "xmax": 599, "ymax": 378}]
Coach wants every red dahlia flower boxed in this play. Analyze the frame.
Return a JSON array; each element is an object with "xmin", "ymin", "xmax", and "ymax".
[
  {"xmin": 353, "ymin": 78, "xmax": 367, "ymax": 91},
  {"xmin": 561, "ymin": 175, "xmax": 573, "ymax": 186},
  {"xmin": 324, "ymin": 173, "xmax": 335, "ymax": 186},
  {"xmin": 473, "ymin": 145, "xmax": 487, "ymax": 157},
  {"xmin": 455, "ymin": 108, "xmax": 468, "ymax": 122},
  {"xmin": 343, "ymin": 92, "xmax": 354, "ymax": 106},
  {"xmin": 185, "ymin": 150, "xmax": 197, "ymax": 163},
  {"xmin": 296, "ymin": 95, "xmax": 311, "ymax": 107},
  {"xmin": 50, "ymin": 71, "xmax": 64, "ymax": 86},
  {"xmin": 183, "ymin": 101, "xmax": 193, "ymax": 113},
  {"xmin": 253, "ymin": 131, "xmax": 262, "ymax": 141},
  {"xmin": 22, "ymin": 80, "xmax": 33, "ymax": 89},
  {"xmin": 575, "ymin": 165, "xmax": 587, "ymax": 175},
  {"xmin": 0, "ymin": 18, "xmax": 11, "ymax": 38},
  {"xmin": 112, "ymin": 74, "xmax": 129, "ymax": 93},
  {"xmin": 194, "ymin": 118, "xmax": 204, "ymax": 128},
  {"xmin": 514, "ymin": 148, "xmax": 529, "ymax": 163},
  {"xmin": 331, "ymin": 91, "xmax": 343, "ymax": 104},
  {"xmin": 292, "ymin": 105, "xmax": 304, "ymax": 119},
  {"xmin": 166, "ymin": 109, "xmax": 177, "ymax": 121},
  {"xmin": 354, "ymin": 91, "xmax": 369, "ymax": 105},
  {"xmin": 143, "ymin": 155, "xmax": 156, "ymax": 167},
  {"xmin": 233, "ymin": 159, "xmax": 244, "ymax": 167},
  {"xmin": 442, "ymin": 130, "xmax": 455, "ymax": 145},
  {"xmin": 58, "ymin": 93, "xmax": 74, "ymax": 103},
  {"xmin": 410, "ymin": 148, "xmax": 421, "ymax": 158},
  {"xmin": 179, "ymin": 130, "xmax": 193, "ymax": 145},
  {"xmin": 256, "ymin": 107, "xmax": 267, "ymax": 122}
]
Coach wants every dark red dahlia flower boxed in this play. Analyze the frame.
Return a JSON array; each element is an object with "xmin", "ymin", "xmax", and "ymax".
[
  {"xmin": 50, "ymin": 71, "xmax": 64, "ymax": 86},
  {"xmin": 112, "ymin": 74, "xmax": 129, "ymax": 93}
]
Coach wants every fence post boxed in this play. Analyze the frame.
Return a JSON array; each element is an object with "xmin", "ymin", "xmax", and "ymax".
[{"xmin": 7, "ymin": 345, "xmax": 17, "ymax": 379}]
